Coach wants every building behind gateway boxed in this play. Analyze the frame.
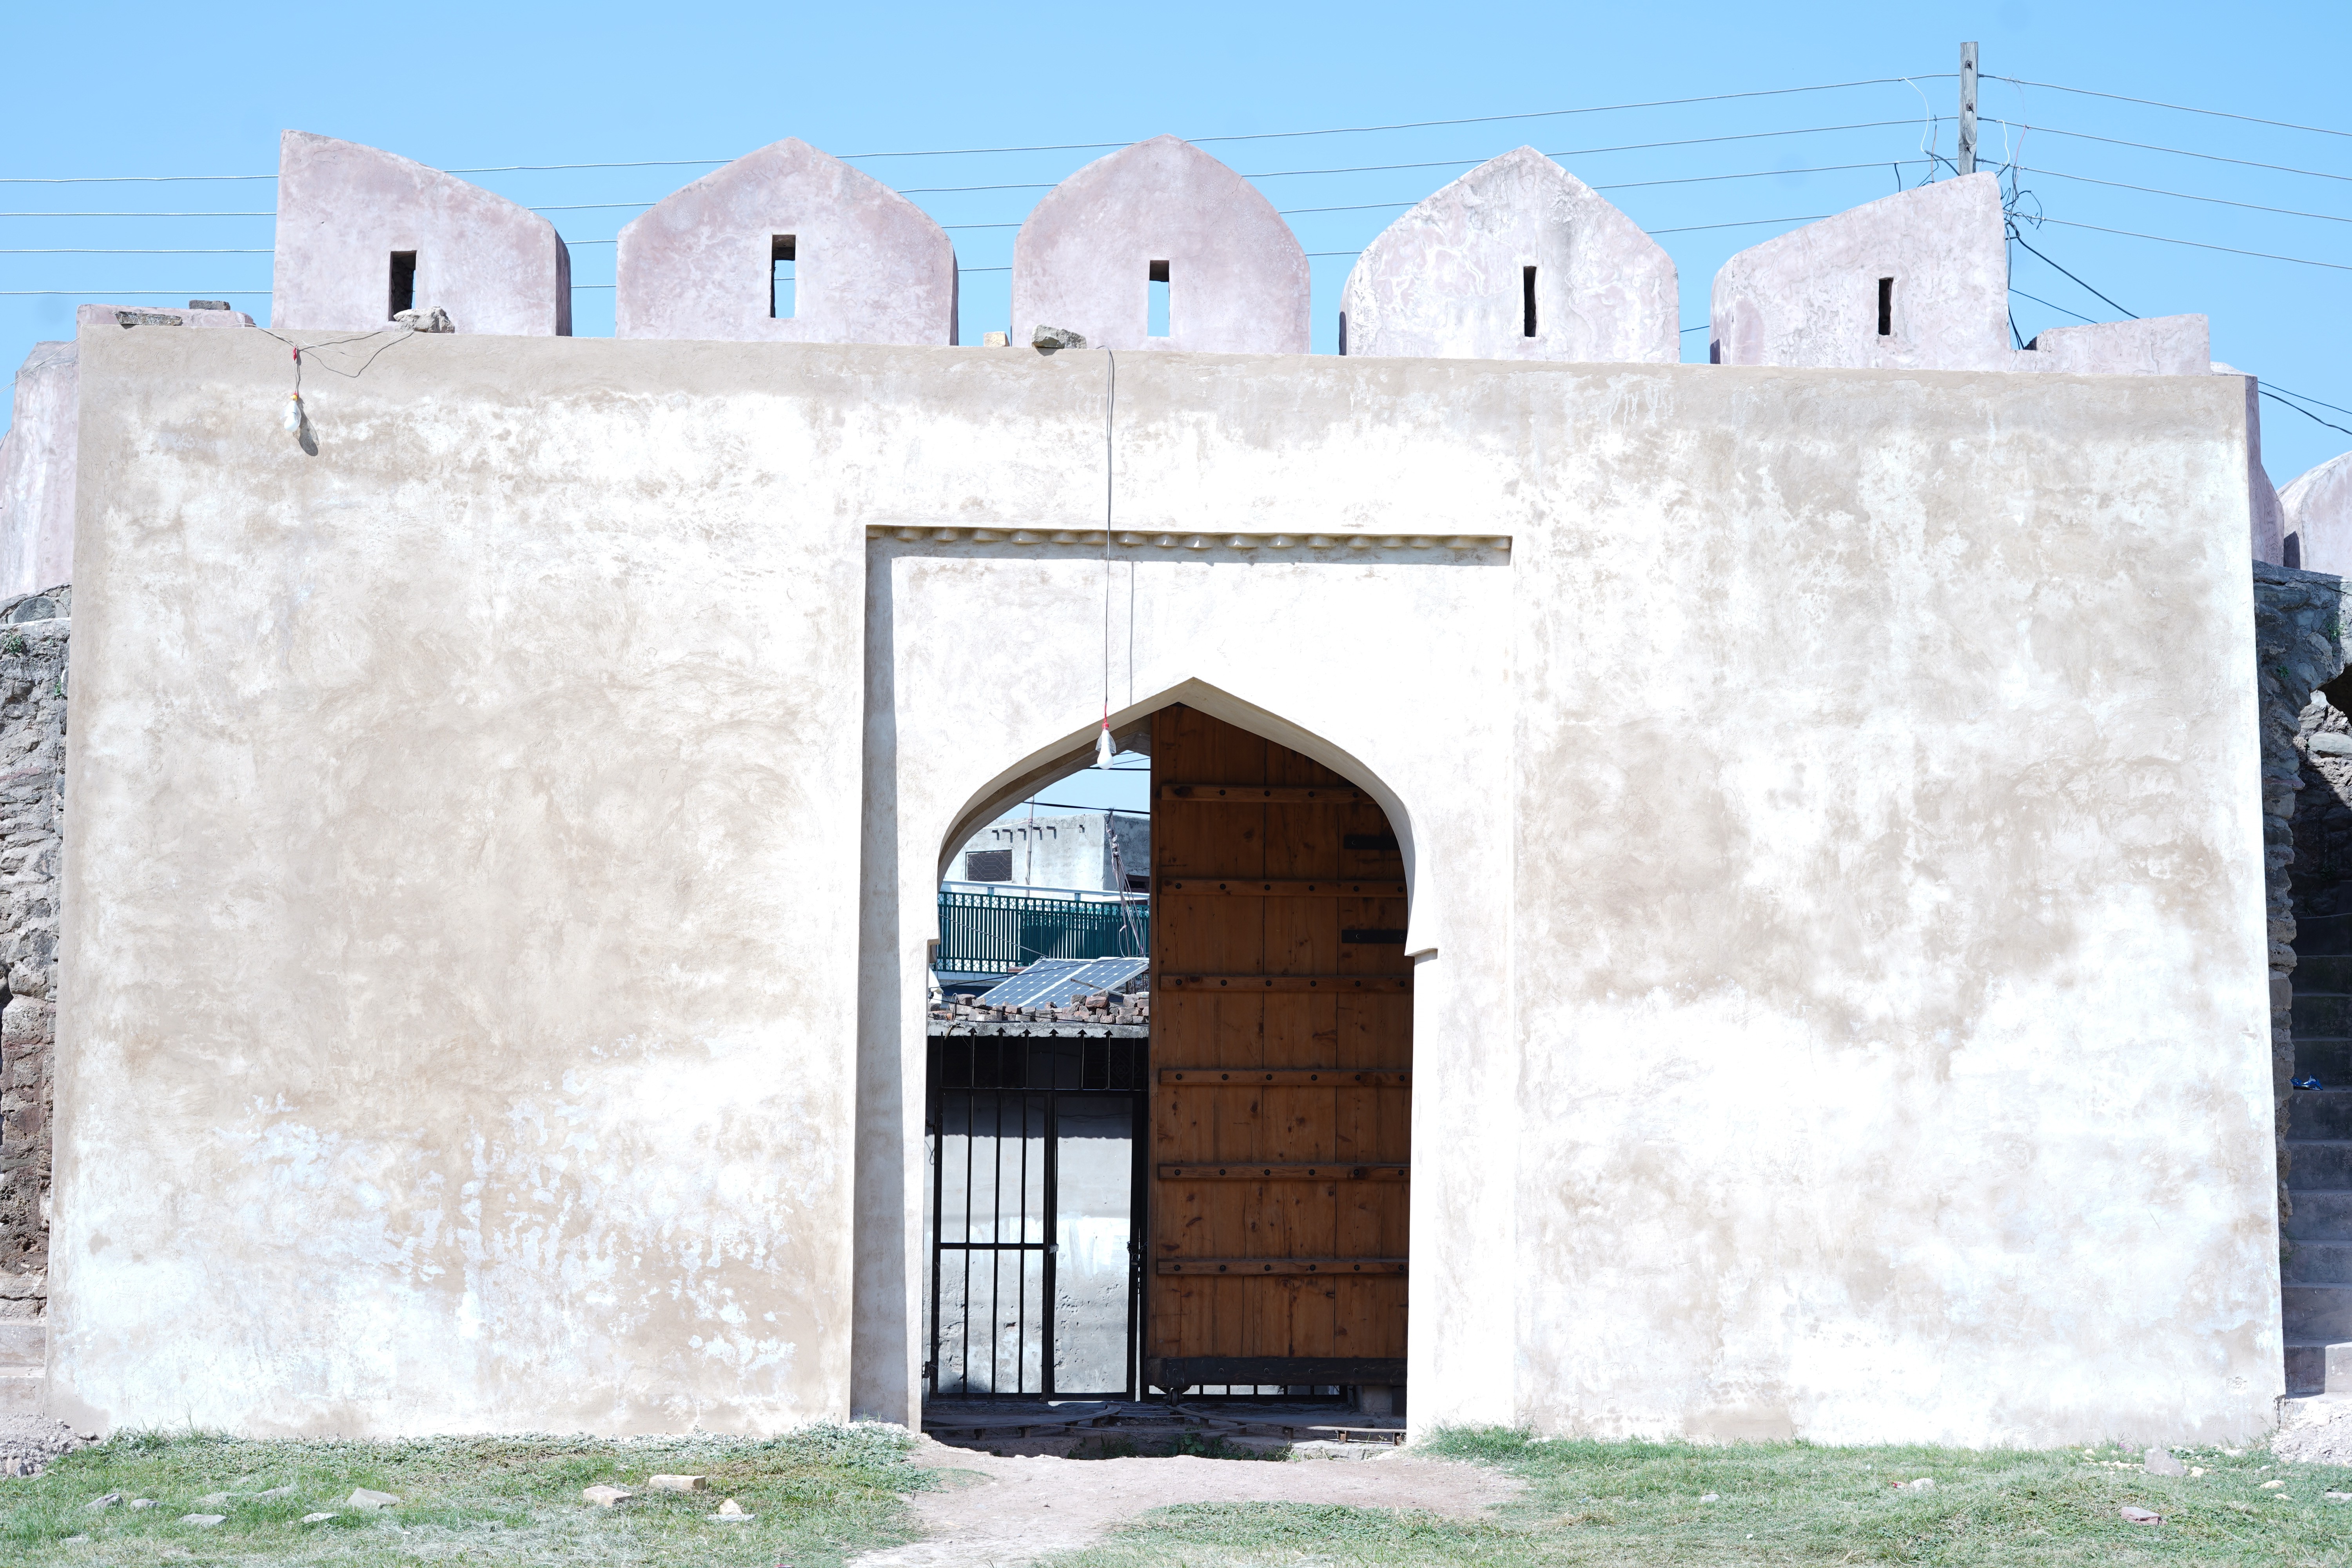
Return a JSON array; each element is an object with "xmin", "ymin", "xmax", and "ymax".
[{"xmin": 0, "ymin": 122, "xmax": 2333, "ymax": 1444}]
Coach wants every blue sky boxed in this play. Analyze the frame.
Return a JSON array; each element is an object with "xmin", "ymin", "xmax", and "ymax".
[{"xmin": 5, "ymin": 1, "xmax": 2345, "ymax": 811}]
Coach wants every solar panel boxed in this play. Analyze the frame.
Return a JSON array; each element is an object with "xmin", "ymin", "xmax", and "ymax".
[{"xmin": 976, "ymin": 955, "xmax": 1149, "ymax": 1010}]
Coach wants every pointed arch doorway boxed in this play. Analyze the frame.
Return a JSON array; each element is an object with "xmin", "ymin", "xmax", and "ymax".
[{"xmin": 1147, "ymin": 704, "xmax": 1412, "ymax": 1399}]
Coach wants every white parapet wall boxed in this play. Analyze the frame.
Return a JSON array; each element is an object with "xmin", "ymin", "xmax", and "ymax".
[{"xmin": 59, "ymin": 327, "xmax": 2274, "ymax": 1445}]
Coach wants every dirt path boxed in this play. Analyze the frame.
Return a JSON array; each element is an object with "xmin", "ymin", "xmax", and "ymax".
[{"xmin": 851, "ymin": 1437, "xmax": 1520, "ymax": 1568}]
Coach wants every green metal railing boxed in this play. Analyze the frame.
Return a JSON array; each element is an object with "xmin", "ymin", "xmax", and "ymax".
[{"xmin": 936, "ymin": 892, "xmax": 1150, "ymax": 975}]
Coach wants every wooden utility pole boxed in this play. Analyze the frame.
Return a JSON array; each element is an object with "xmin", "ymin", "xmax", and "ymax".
[{"xmin": 1959, "ymin": 41, "xmax": 1979, "ymax": 175}]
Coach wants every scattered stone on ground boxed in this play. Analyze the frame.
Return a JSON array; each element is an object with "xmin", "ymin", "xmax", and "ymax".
[
  {"xmin": 301, "ymin": 1512, "xmax": 338, "ymax": 1524},
  {"xmin": 181, "ymin": 1514, "xmax": 226, "ymax": 1527},
  {"xmin": 646, "ymin": 1473, "xmax": 706, "ymax": 1492},
  {"xmin": 128, "ymin": 1499, "xmax": 157, "ymax": 1510},
  {"xmin": 2145, "ymin": 1447, "xmax": 2187, "ymax": 1476},
  {"xmin": 1895, "ymin": 1477, "xmax": 1935, "ymax": 1491},
  {"xmin": 0, "ymin": 1417, "xmax": 85, "ymax": 1470},
  {"xmin": 582, "ymin": 1484, "xmax": 634, "ymax": 1507},
  {"xmin": 346, "ymin": 1488, "xmax": 399, "ymax": 1509},
  {"xmin": 85, "ymin": 1492, "xmax": 120, "ymax": 1512},
  {"xmin": 2276, "ymin": 1397, "xmax": 2352, "ymax": 1466},
  {"xmin": 2120, "ymin": 1505, "xmax": 2163, "ymax": 1524},
  {"xmin": 848, "ymin": 1435, "xmax": 1520, "ymax": 1568},
  {"xmin": 252, "ymin": 1483, "xmax": 296, "ymax": 1499},
  {"xmin": 1699, "ymin": 1492, "xmax": 1719, "ymax": 1502},
  {"xmin": 1, "ymin": 1457, "xmax": 42, "ymax": 1477},
  {"xmin": 716, "ymin": 1497, "xmax": 754, "ymax": 1521}
]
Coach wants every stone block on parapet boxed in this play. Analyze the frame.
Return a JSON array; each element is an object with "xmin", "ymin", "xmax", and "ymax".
[
  {"xmin": 1340, "ymin": 147, "xmax": 1677, "ymax": 364},
  {"xmin": 271, "ymin": 131, "xmax": 571, "ymax": 336},
  {"xmin": 0, "ymin": 344, "xmax": 78, "ymax": 604},
  {"xmin": 617, "ymin": 139, "xmax": 956, "ymax": 346},
  {"xmin": 2018, "ymin": 314, "xmax": 2209, "ymax": 376},
  {"xmin": 73, "ymin": 303, "xmax": 254, "ymax": 332},
  {"xmin": 1710, "ymin": 173, "xmax": 2010, "ymax": 371},
  {"xmin": 2286, "ymin": 452, "xmax": 2352, "ymax": 576},
  {"xmin": 1012, "ymin": 136, "xmax": 1308, "ymax": 354}
]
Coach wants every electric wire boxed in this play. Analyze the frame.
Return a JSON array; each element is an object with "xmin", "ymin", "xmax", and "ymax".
[
  {"xmin": 2033, "ymin": 215, "xmax": 2352, "ymax": 272},
  {"xmin": 1988, "ymin": 77, "xmax": 2352, "ymax": 141},
  {"xmin": 2266, "ymin": 389, "xmax": 2352, "ymax": 438},
  {"xmin": 2018, "ymin": 124, "xmax": 2352, "ymax": 185},
  {"xmin": 0, "ymin": 76, "xmax": 1952, "ymax": 185},
  {"xmin": 2023, "ymin": 166, "xmax": 2350, "ymax": 225}
]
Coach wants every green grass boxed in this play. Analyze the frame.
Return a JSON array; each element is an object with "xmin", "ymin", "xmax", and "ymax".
[
  {"xmin": 0, "ymin": 1423, "xmax": 930, "ymax": 1566},
  {"xmin": 1048, "ymin": 1427, "xmax": 2352, "ymax": 1567}
]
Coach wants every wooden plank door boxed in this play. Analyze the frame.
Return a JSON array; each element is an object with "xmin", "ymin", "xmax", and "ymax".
[{"xmin": 1147, "ymin": 705, "xmax": 1410, "ymax": 1391}]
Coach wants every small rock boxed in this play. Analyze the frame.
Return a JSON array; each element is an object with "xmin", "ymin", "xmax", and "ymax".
[
  {"xmin": 301, "ymin": 1512, "xmax": 338, "ymax": 1524},
  {"xmin": 582, "ymin": 1485, "xmax": 634, "ymax": 1508},
  {"xmin": 62, "ymin": 1534, "xmax": 87, "ymax": 1543},
  {"xmin": 1031, "ymin": 325, "xmax": 1087, "ymax": 353},
  {"xmin": 86, "ymin": 1492, "xmax": 122, "ymax": 1512},
  {"xmin": 2120, "ymin": 1505, "xmax": 2163, "ymax": 1524},
  {"xmin": 251, "ymin": 1484, "xmax": 296, "ymax": 1499},
  {"xmin": 646, "ymin": 1474, "xmax": 706, "ymax": 1493},
  {"xmin": 1699, "ymin": 1492, "xmax": 1719, "ymax": 1503},
  {"xmin": 128, "ymin": 1498, "xmax": 158, "ymax": 1510},
  {"xmin": 347, "ymin": 1488, "xmax": 400, "ymax": 1509},
  {"xmin": 2262, "ymin": 1478, "xmax": 2286, "ymax": 1489},
  {"xmin": 188, "ymin": 300, "xmax": 233, "ymax": 311},
  {"xmin": 2190, "ymin": 1466, "xmax": 2207, "ymax": 1477},
  {"xmin": 2325, "ymin": 1490, "xmax": 2352, "ymax": 1502},
  {"xmin": 715, "ymin": 1497, "xmax": 755, "ymax": 1521},
  {"xmin": 392, "ymin": 307, "xmax": 454, "ymax": 334},
  {"xmin": 181, "ymin": 1514, "xmax": 227, "ymax": 1527},
  {"xmin": 982, "ymin": 332, "xmax": 1011, "ymax": 347},
  {"xmin": 1896, "ymin": 1477, "xmax": 1935, "ymax": 1492},
  {"xmin": 2145, "ymin": 1447, "xmax": 2187, "ymax": 1476},
  {"xmin": 1, "ymin": 1457, "xmax": 42, "ymax": 1478},
  {"xmin": 2312, "ymin": 734, "xmax": 2352, "ymax": 757}
]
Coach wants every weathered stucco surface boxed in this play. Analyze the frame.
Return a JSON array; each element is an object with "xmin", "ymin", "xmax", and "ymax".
[
  {"xmin": 60, "ymin": 329, "xmax": 862, "ymax": 1435},
  {"xmin": 2285, "ymin": 452, "xmax": 2352, "ymax": 575},
  {"xmin": 1011, "ymin": 137, "xmax": 1308, "ymax": 353},
  {"xmin": 1711, "ymin": 175, "xmax": 2013, "ymax": 372},
  {"xmin": 64, "ymin": 331, "xmax": 2272, "ymax": 1445},
  {"xmin": 0, "ymin": 345, "xmax": 78, "ymax": 602},
  {"xmin": 2022, "ymin": 314, "xmax": 2210, "ymax": 376},
  {"xmin": 272, "ymin": 131, "xmax": 572, "ymax": 336},
  {"xmin": 616, "ymin": 138, "xmax": 956, "ymax": 345},
  {"xmin": 1339, "ymin": 147, "xmax": 1677, "ymax": 363}
]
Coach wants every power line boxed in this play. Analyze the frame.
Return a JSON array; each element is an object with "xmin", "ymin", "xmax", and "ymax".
[
  {"xmin": 2008, "ymin": 286, "xmax": 2100, "ymax": 326},
  {"xmin": 2025, "ymin": 165, "xmax": 2350, "ymax": 224},
  {"xmin": 0, "ymin": 76, "xmax": 1949, "ymax": 186},
  {"xmin": 2264, "ymin": 388, "xmax": 2352, "ymax": 439},
  {"xmin": 1989, "ymin": 77, "xmax": 2352, "ymax": 141},
  {"xmin": 2022, "ymin": 123, "xmax": 2352, "ymax": 185},
  {"xmin": 2009, "ymin": 231, "xmax": 2139, "ymax": 316},
  {"xmin": 2034, "ymin": 215, "xmax": 2352, "ymax": 273}
]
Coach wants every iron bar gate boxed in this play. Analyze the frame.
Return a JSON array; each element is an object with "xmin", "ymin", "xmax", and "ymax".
[{"xmin": 925, "ymin": 1034, "xmax": 1147, "ymax": 1398}]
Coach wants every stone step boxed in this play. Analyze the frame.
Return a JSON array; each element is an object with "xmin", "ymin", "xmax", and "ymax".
[
  {"xmin": 2291, "ymin": 1091, "xmax": 2352, "ymax": 1140},
  {"xmin": 0, "ymin": 1365, "xmax": 38, "ymax": 1417},
  {"xmin": 2295, "ymin": 1040, "xmax": 2352, "ymax": 1084},
  {"xmin": 2287, "ymin": 1190, "xmax": 2352, "ymax": 1241},
  {"xmin": 2297, "ymin": 914, "xmax": 2352, "ymax": 957},
  {"xmin": 0, "ymin": 1323, "xmax": 43, "ymax": 1363},
  {"xmin": 2285, "ymin": 1341, "xmax": 2352, "ymax": 1398},
  {"xmin": 2288, "ymin": 1142, "xmax": 2352, "ymax": 1190},
  {"xmin": 2294, "ymin": 994, "xmax": 2352, "ymax": 1037},
  {"xmin": 2287, "ymin": 1242, "xmax": 2352, "ymax": 1284},
  {"xmin": 2299, "ymin": 956, "xmax": 2352, "ymax": 991},
  {"xmin": 2285, "ymin": 1284, "xmax": 2352, "ymax": 1343}
]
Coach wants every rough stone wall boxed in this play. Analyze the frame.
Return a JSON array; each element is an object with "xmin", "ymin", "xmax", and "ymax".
[
  {"xmin": 2256, "ymin": 563, "xmax": 2350, "ymax": 1241},
  {"xmin": 0, "ymin": 585, "xmax": 66, "ymax": 1324}
]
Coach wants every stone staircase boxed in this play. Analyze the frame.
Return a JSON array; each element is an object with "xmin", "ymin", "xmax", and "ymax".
[
  {"xmin": 0, "ymin": 1319, "xmax": 43, "ymax": 1415},
  {"xmin": 2287, "ymin": 911, "xmax": 2352, "ymax": 1395}
]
